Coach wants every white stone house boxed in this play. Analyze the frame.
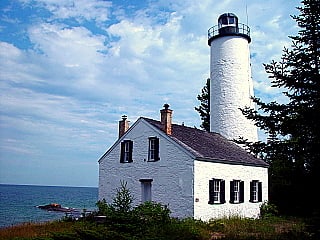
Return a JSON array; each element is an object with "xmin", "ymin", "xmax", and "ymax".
[{"xmin": 98, "ymin": 105, "xmax": 268, "ymax": 220}]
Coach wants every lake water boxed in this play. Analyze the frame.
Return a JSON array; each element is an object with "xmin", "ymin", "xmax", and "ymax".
[{"xmin": 0, "ymin": 184, "xmax": 98, "ymax": 228}]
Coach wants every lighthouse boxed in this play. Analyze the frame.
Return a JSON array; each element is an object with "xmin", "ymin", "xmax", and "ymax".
[{"xmin": 208, "ymin": 13, "xmax": 258, "ymax": 142}]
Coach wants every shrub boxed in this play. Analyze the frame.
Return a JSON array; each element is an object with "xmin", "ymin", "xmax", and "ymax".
[
  {"xmin": 133, "ymin": 201, "xmax": 171, "ymax": 225},
  {"xmin": 112, "ymin": 180, "xmax": 134, "ymax": 213},
  {"xmin": 96, "ymin": 198, "xmax": 114, "ymax": 216},
  {"xmin": 259, "ymin": 201, "xmax": 279, "ymax": 219},
  {"xmin": 208, "ymin": 219, "xmax": 226, "ymax": 232}
]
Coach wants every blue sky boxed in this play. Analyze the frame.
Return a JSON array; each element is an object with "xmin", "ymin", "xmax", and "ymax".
[{"xmin": 0, "ymin": 0, "xmax": 301, "ymax": 187}]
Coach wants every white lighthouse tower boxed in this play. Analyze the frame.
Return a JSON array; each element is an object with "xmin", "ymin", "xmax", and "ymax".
[{"xmin": 208, "ymin": 13, "xmax": 258, "ymax": 142}]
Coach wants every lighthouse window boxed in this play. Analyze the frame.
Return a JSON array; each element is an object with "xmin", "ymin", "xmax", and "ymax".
[
  {"xmin": 221, "ymin": 17, "xmax": 228, "ymax": 25},
  {"xmin": 218, "ymin": 16, "xmax": 237, "ymax": 29}
]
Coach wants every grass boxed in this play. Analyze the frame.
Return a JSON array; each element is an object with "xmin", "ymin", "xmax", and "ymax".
[
  {"xmin": 208, "ymin": 216, "xmax": 309, "ymax": 239},
  {"xmin": 0, "ymin": 216, "xmax": 314, "ymax": 240},
  {"xmin": 0, "ymin": 221, "xmax": 75, "ymax": 239}
]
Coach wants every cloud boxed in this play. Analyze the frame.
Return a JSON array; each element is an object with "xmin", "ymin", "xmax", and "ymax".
[
  {"xmin": 0, "ymin": 0, "xmax": 302, "ymax": 186},
  {"xmin": 21, "ymin": 0, "xmax": 112, "ymax": 23}
]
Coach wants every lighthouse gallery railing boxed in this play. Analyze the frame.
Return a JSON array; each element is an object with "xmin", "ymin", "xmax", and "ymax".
[{"xmin": 208, "ymin": 23, "xmax": 250, "ymax": 39}]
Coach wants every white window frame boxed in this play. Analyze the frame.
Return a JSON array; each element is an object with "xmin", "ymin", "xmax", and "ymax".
[
  {"xmin": 252, "ymin": 181, "xmax": 259, "ymax": 202},
  {"xmin": 149, "ymin": 138, "xmax": 156, "ymax": 160},
  {"xmin": 123, "ymin": 141, "xmax": 131, "ymax": 163},
  {"xmin": 213, "ymin": 180, "xmax": 220, "ymax": 203},
  {"xmin": 233, "ymin": 180, "xmax": 240, "ymax": 203},
  {"xmin": 209, "ymin": 178, "xmax": 225, "ymax": 204}
]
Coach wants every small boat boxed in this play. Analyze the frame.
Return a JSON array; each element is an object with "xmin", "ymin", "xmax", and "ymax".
[{"xmin": 36, "ymin": 203, "xmax": 74, "ymax": 212}]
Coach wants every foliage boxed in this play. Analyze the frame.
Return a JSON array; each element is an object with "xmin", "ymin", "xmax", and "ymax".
[
  {"xmin": 259, "ymin": 201, "xmax": 279, "ymax": 219},
  {"xmin": 1, "ymin": 214, "xmax": 316, "ymax": 240},
  {"xmin": 0, "ymin": 221, "xmax": 75, "ymax": 240},
  {"xmin": 132, "ymin": 201, "xmax": 171, "ymax": 225},
  {"xmin": 95, "ymin": 198, "xmax": 113, "ymax": 216},
  {"xmin": 111, "ymin": 180, "xmax": 134, "ymax": 213},
  {"xmin": 91, "ymin": 181, "xmax": 210, "ymax": 239},
  {"xmin": 208, "ymin": 216, "xmax": 309, "ymax": 240},
  {"xmin": 237, "ymin": 0, "xmax": 320, "ymax": 217},
  {"xmin": 195, "ymin": 78, "xmax": 210, "ymax": 131}
]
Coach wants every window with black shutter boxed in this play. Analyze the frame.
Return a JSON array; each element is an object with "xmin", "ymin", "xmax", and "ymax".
[
  {"xmin": 249, "ymin": 180, "xmax": 262, "ymax": 203},
  {"xmin": 209, "ymin": 178, "xmax": 225, "ymax": 204},
  {"xmin": 120, "ymin": 140, "xmax": 133, "ymax": 163},
  {"xmin": 230, "ymin": 180, "xmax": 244, "ymax": 204},
  {"xmin": 148, "ymin": 137, "xmax": 160, "ymax": 161}
]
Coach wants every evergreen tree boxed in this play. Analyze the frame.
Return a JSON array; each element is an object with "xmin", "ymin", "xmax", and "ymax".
[
  {"xmin": 239, "ymin": 0, "xmax": 320, "ymax": 216},
  {"xmin": 195, "ymin": 78, "xmax": 210, "ymax": 131}
]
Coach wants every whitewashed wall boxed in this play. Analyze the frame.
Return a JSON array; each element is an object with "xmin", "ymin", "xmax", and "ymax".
[
  {"xmin": 99, "ymin": 118, "xmax": 268, "ymax": 220},
  {"xmin": 99, "ymin": 119, "xmax": 195, "ymax": 218},
  {"xmin": 193, "ymin": 160, "xmax": 268, "ymax": 221},
  {"xmin": 210, "ymin": 35, "xmax": 257, "ymax": 142}
]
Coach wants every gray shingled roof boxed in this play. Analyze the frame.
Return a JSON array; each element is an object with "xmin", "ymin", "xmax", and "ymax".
[{"xmin": 143, "ymin": 117, "xmax": 268, "ymax": 167}]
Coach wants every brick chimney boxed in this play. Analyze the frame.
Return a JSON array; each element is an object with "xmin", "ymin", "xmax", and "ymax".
[
  {"xmin": 119, "ymin": 115, "xmax": 129, "ymax": 138},
  {"xmin": 160, "ymin": 104, "xmax": 173, "ymax": 135}
]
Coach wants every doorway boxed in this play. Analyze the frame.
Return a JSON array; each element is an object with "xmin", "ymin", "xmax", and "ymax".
[{"xmin": 139, "ymin": 179, "xmax": 153, "ymax": 203}]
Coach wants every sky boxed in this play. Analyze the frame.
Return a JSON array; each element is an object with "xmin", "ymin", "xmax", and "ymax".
[{"xmin": 0, "ymin": 0, "xmax": 301, "ymax": 187}]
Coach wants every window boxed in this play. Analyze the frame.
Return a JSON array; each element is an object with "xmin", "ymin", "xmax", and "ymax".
[
  {"xmin": 218, "ymin": 16, "xmax": 237, "ymax": 28},
  {"xmin": 120, "ymin": 140, "xmax": 133, "ymax": 163},
  {"xmin": 230, "ymin": 180, "xmax": 244, "ymax": 204},
  {"xmin": 140, "ymin": 179, "xmax": 152, "ymax": 203},
  {"xmin": 250, "ymin": 180, "xmax": 262, "ymax": 203},
  {"xmin": 208, "ymin": 179, "xmax": 225, "ymax": 204},
  {"xmin": 148, "ymin": 137, "xmax": 160, "ymax": 161}
]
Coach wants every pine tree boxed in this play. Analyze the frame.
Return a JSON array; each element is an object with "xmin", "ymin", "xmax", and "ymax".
[
  {"xmin": 239, "ymin": 0, "xmax": 320, "ymax": 216},
  {"xmin": 195, "ymin": 78, "xmax": 210, "ymax": 131}
]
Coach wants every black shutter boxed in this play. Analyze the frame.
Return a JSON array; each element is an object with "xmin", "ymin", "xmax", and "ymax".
[
  {"xmin": 220, "ymin": 180, "xmax": 225, "ymax": 204},
  {"xmin": 155, "ymin": 137, "xmax": 160, "ymax": 160},
  {"xmin": 148, "ymin": 138, "xmax": 151, "ymax": 160},
  {"xmin": 229, "ymin": 181, "xmax": 234, "ymax": 203},
  {"xmin": 120, "ymin": 142, "xmax": 125, "ymax": 163},
  {"xmin": 128, "ymin": 140, "xmax": 133, "ymax": 162},
  {"xmin": 240, "ymin": 181, "xmax": 244, "ymax": 203},
  {"xmin": 258, "ymin": 182, "xmax": 262, "ymax": 202},
  {"xmin": 208, "ymin": 179, "xmax": 214, "ymax": 204},
  {"xmin": 249, "ymin": 181, "xmax": 253, "ymax": 202}
]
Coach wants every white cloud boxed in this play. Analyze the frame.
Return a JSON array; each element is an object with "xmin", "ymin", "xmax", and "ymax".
[
  {"xmin": 28, "ymin": 23, "xmax": 106, "ymax": 66},
  {"xmin": 0, "ymin": 0, "xmax": 302, "ymax": 186},
  {"xmin": 21, "ymin": 0, "xmax": 112, "ymax": 23}
]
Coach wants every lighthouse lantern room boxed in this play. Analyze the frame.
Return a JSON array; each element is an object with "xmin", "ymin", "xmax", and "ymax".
[{"xmin": 218, "ymin": 13, "xmax": 238, "ymax": 34}]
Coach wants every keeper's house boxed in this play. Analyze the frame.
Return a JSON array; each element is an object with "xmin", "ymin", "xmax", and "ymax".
[{"xmin": 98, "ymin": 104, "xmax": 268, "ymax": 220}]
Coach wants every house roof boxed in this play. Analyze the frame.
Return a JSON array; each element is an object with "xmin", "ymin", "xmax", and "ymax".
[{"xmin": 143, "ymin": 117, "xmax": 268, "ymax": 167}]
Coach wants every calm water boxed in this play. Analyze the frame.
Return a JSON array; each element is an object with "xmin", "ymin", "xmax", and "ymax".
[{"xmin": 0, "ymin": 184, "xmax": 98, "ymax": 228}]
